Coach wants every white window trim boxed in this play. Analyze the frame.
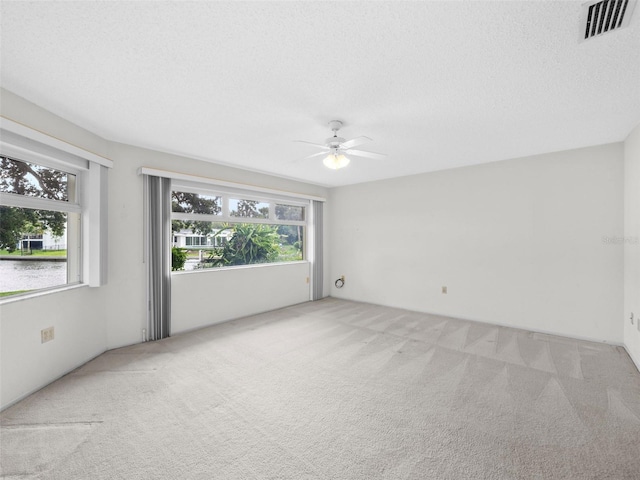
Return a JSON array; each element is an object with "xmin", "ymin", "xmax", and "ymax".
[
  {"xmin": 138, "ymin": 167, "xmax": 325, "ymax": 203},
  {"xmin": 0, "ymin": 117, "xmax": 112, "ymax": 168},
  {"xmin": 0, "ymin": 192, "xmax": 82, "ymax": 214},
  {"xmin": 0, "ymin": 117, "xmax": 112, "ymax": 293}
]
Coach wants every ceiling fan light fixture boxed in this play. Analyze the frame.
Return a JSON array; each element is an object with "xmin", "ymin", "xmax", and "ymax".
[
  {"xmin": 296, "ymin": 120, "xmax": 384, "ymax": 168},
  {"xmin": 323, "ymin": 153, "xmax": 350, "ymax": 169}
]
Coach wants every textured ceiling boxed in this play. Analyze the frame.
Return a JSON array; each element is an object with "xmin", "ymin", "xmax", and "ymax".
[{"xmin": 1, "ymin": 1, "xmax": 639, "ymax": 187}]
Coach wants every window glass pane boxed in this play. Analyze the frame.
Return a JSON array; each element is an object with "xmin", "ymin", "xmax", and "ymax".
[
  {"xmin": 229, "ymin": 199, "xmax": 269, "ymax": 219},
  {"xmin": 0, "ymin": 206, "xmax": 79, "ymax": 297},
  {"xmin": 276, "ymin": 224, "xmax": 304, "ymax": 262},
  {"xmin": 170, "ymin": 220, "xmax": 303, "ymax": 271},
  {"xmin": 171, "ymin": 220, "xmax": 229, "ymax": 271},
  {"xmin": 0, "ymin": 156, "xmax": 74, "ymax": 201},
  {"xmin": 171, "ymin": 191, "xmax": 221, "ymax": 215},
  {"xmin": 275, "ymin": 204, "xmax": 305, "ymax": 221}
]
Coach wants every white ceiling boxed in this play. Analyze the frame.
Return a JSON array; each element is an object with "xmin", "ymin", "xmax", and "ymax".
[{"xmin": 1, "ymin": 1, "xmax": 639, "ymax": 188}]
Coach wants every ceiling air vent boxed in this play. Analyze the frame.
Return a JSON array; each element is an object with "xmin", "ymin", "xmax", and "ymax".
[{"xmin": 580, "ymin": 0, "xmax": 637, "ymax": 41}]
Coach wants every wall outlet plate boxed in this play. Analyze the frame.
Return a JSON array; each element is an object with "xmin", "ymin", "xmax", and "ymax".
[{"xmin": 41, "ymin": 326, "xmax": 54, "ymax": 343}]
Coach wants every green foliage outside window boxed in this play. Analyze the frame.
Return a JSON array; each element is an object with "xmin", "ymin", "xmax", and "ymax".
[
  {"xmin": 210, "ymin": 224, "xmax": 280, "ymax": 267},
  {"xmin": 171, "ymin": 247, "xmax": 189, "ymax": 271}
]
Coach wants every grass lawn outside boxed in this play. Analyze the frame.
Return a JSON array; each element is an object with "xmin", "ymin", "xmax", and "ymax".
[
  {"xmin": 0, "ymin": 249, "xmax": 67, "ymax": 257},
  {"xmin": 0, "ymin": 290, "xmax": 31, "ymax": 297},
  {"xmin": 277, "ymin": 244, "xmax": 303, "ymax": 262}
]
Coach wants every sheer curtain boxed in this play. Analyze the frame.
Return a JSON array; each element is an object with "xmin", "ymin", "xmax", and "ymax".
[{"xmin": 144, "ymin": 175, "xmax": 172, "ymax": 340}]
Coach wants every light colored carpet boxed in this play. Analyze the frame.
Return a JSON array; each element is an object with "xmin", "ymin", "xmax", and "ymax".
[{"xmin": 2, "ymin": 298, "xmax": 640, "ymax": 479}]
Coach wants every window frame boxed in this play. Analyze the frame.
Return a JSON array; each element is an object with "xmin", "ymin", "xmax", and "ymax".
[
  {"xmin": 0, "ymin": 156, "xmax": 83, "ymax": 213},
  {"xmin": 0, "ymin": 118, "xmax": 112, "ymax": 300},
  {"xmin": 170, "ymin": 180, "xmax": 310, "ymax": 271},
  {"xmin": 1, "ymin": 155, "xmax": 83, "ymax": 288}
]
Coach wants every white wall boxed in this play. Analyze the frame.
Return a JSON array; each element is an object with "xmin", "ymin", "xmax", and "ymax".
[
  {"xmin": 624, "ymin": 123, "xmax": 640, "ymax": 369},
  {"xmin": 0, "ymin": 287, "xmax": 107, "ymax": 408},
  {"xmin": 0, "ymin": 89, "xmax": 329, "ymax": 409},
  {"xmin": 329, "ymin": 144, "xmax": 624, "ymax": 343},
  {"xmin": 172, "ymin": 262, "xmax": 310, "ymax": 333},
  {"xmin": 1, "ymin": 89, "xmax": 112, "ymax": 409}
]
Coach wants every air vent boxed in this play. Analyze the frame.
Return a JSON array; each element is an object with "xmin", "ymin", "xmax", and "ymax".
[{"xmin": 580, "ymin": 0, "xmax": 637, "ymax": 41}]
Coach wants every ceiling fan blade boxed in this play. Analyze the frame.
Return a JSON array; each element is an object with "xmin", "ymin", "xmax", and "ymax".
[
  {"xmin": 303, "ymin": 151, "xmax": 328, "ymax": 160},
  {"xmin": 346, "ymin": 149, "xmax": 387, "ymax": 160},
  {"xmin": 294, "ymin": 140, "xmax": 329, "ymax": 150},
  {"xmin": 292, "ymin": 151, "xmax": 327, "ymax": 163},
  {"xmin": 340, "ymin": 136, "xmax": 372, "ymax": 150}
]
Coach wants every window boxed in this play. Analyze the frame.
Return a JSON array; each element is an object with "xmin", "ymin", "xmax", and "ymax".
[
  {"xmin": 229, "ymin": 199, "xmax": 269, "ymax": 219},
  {"xmin": 275, "ymin": 204, "xmax": 305, "ymax": 222},
  {"xmin": 172, "ymin": 191, "xmax": 221, "ymax": 215},
  {"xmin": 185, "ymin": 235, "xmax": 207, "ymax": 246},
  {"xmin": 170, "ymin": 185, "xmax": 307, "ymax": 271},
  {"xmin": 0, "ymin": 119, "xmax": 112, "ymax": 298},
  {"xmin": 0, "ymin": 157, "xmax": 81, "ymax": 296}
]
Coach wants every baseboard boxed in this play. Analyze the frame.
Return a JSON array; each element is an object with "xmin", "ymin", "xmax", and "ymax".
[
  {"xmin": 623, "ymin": 345, "xmax": 640, "ymax": 373},
  {"xmin": 0, "ymin": 350, "xmax": 106, "ymax": 412},
  {"xmin": 328, "ymin": 295, "xmax": 623, "ymax": 347},
  {"xmin": 170, "ymin": 299, "xmax": 312, "ymax": 337}
]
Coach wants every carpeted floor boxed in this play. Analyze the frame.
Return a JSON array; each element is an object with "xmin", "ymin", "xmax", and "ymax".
[{"xmin": 2, "ymin": 298, "xmax": 640, "ymax": 479}]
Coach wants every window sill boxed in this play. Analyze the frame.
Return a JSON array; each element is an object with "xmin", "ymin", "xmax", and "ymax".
[
  {"xmin": 171, "ymin": 260, "xmax": 309, "ymax": 276},
  {"xmin": 0, "ymin": 283, "xmax": 88, "ymax": 305}
]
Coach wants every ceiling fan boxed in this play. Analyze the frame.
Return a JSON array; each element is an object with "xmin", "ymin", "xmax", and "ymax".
[{"xmin": 295, "ymin": 120, "xmax": 386, "ymax": 169}]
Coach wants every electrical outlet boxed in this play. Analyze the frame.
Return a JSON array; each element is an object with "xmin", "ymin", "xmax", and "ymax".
[
  {"xmin": 41, "ymin": 326, "xmax": 54, "ymax": 343},
  {"xmin": 442, "ymin": 286, "xmax": 447, "ymax": 294},
  {"xmin": 306, "ymin": 277, "xmax": 309, "ymax": 284}
]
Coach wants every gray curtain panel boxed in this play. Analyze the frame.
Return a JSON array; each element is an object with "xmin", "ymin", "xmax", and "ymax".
[
  {"xmin": 312, "ymin": 200, "xmax": 323, "ymax": 301},
  {"xmin": 145, "ymin": 175, "xmax": 171, "ymax": 340}
]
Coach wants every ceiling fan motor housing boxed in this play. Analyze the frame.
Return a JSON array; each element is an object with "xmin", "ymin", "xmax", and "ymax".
[
  {"xmin": 327, "ymin": 136, "xmax": 346, "ymax": 148},
  {"xmin": 327, "ymin": 119, "xmax": 346, "ymax": 148}
]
